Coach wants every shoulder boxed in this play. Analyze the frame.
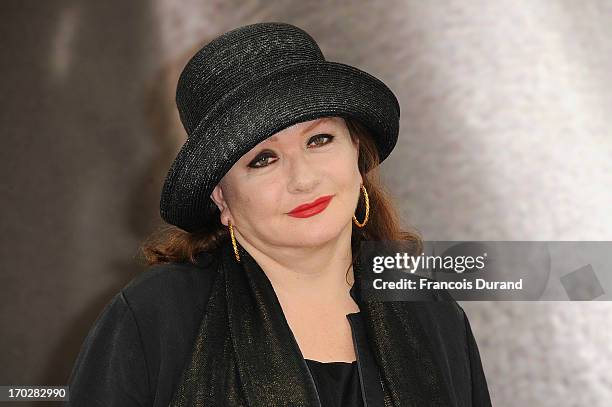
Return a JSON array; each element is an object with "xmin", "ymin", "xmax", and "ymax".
[
  {"xmin": 120, "ymin": 251, "xmax": 220, "ymax": 335},
  {"xmin": 398, "ymin": 280, "xmax": 468, "ymax": 339},
  {"xmin": 403, "ymin": 276, "xmax": 466, "ymax": 319},
  {"xmin": 68, "ymin": 251, "xmax": 222, "ymax": 406},
  {"xmin": 123, "ymin": 252, "xmax": 218, "ymax": 299}
]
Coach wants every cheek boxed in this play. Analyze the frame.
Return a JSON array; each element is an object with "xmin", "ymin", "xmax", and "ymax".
[
  {"xmin": 320, "ymin": 148, "xmax": 360, "ymax": 185},
  {"xmin": 233, "ymin": 178, "xmax": 284, "ymax": 217}
]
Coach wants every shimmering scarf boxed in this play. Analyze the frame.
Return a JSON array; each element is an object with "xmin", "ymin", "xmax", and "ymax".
[{"xmin": 168, "ymin": 238, "xmax": 454, "ymax": 406}]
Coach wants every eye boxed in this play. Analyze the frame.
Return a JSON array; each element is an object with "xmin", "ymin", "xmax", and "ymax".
[
  {"xmin": 248, "ymin": 151, "xmax": 277, "ymax": 168},
  {"xmin": 247, "ymin": 134, "xmax": 334, "ymax": 169},
  {"xmin": 308, "ymin": 134, "xmax": 334, "ymax": 147}
]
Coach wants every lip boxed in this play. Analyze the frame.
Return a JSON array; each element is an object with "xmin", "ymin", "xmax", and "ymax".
[{"xmin": 287, "ymin": 195, "xmax": 334, "ymax": 218}]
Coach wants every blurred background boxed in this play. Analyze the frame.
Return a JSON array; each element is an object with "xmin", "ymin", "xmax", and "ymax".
[{"xmin": 2, "ymin": 1, "xmax": 612, "ymax": 406}]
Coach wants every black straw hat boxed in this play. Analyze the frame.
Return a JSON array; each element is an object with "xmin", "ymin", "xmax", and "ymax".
[{"xmin": 160, "ymin": 22, "xmax": 400, "ymax": 233}]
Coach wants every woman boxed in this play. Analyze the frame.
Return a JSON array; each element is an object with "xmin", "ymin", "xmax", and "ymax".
[{"xmin": 67, "ymin": 22, "xmax": 492, "ymax": 406}]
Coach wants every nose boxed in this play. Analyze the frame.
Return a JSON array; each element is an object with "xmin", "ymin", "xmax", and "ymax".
[{"xmin": 285, "ymin": 151, "xmax": 320, "ymax": 193}]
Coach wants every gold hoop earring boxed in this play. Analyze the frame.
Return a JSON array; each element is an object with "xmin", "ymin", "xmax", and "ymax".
[
  {"xmin": 353, "ymin": 184, "xmax": 369, "ymax": 228},
  {"xmin": 228, "ymin": 220, "xmax": 240, "ymax": 262}
]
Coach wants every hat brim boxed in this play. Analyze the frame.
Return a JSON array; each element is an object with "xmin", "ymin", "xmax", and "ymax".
[{"xmin": 160, "ymin": 60, "xmax": 400, "ymax": 232}]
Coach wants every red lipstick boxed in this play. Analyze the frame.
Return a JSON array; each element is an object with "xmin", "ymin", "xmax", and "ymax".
[{"xmin": 287, "ymin": 195, "xmax": 334, "ymax": 218}]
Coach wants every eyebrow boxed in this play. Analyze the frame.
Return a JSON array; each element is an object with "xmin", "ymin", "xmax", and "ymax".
[{"xmin": 263, "ymin": 117, "xmax": 333, "ymax": 144}]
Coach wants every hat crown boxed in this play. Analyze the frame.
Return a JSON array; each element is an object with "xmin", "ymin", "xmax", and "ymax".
[{"xmin": 176, "ymin": 22, "xmax": 325, "ymax": 136}]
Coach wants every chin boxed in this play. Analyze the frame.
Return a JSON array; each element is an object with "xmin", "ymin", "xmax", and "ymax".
[{"xmin": 280, "ymin": 222, "xmax": 347, "ymax": 248}]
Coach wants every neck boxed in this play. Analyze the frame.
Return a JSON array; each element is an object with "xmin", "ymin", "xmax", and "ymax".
[{"xmin": 234, "ymin": 225, "xmax": 356, "ymax": 305}]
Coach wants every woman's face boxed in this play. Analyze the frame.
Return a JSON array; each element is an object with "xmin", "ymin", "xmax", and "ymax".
[{"xmin": 210, "ymin": 116, "xmax": 362, "ymax": 249}]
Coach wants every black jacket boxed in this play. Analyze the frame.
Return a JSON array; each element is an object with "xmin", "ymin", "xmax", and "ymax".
[{"xmin": 67, "ymin": 252, "xmax": 493, "ymax": 406}]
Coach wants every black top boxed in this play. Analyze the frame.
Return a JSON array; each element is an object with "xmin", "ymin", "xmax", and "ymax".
[
  {"xmin": 66, "ymin": 254, "xmax": 493, "ymax": 406},
  {"xmin": 305, "ymin": 359, "xmax": 364, "ymax": 407},
  {"xmin": 66, "ymin": 258, "xmax": 369, "ymax": 407},
  {"xmin": 67, "ymin": 261, "xmax": 217, "ymax": 406}
]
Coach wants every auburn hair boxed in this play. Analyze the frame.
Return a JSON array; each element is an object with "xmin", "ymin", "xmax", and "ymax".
[{"xmin": 138, "ymin": 117, "xmax": 422, "ymax": 270}]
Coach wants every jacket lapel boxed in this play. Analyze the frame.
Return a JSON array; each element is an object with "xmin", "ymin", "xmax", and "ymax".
[{"xmin": 353, "ymin": 255, "xmax": 457, "ymax": 406}]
